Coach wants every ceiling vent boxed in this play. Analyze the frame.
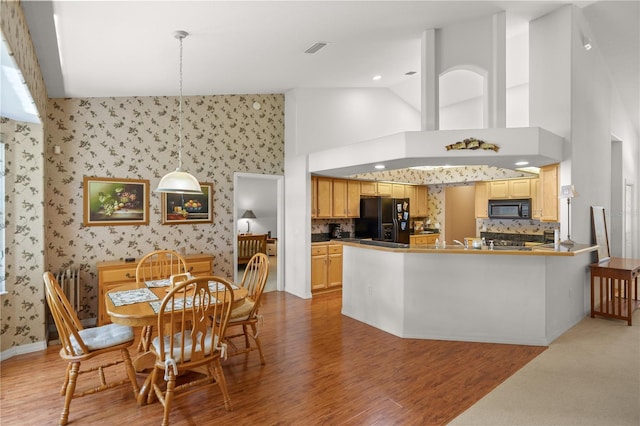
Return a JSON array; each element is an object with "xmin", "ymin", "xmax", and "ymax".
[{"xmin": 305, "ymin": 42, "xmax": 329, "ymax": 54}]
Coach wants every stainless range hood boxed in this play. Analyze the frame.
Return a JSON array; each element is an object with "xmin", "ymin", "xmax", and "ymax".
[{"xmin": 308, "ymin": 126, "xmax": 565, "ymax": 177}]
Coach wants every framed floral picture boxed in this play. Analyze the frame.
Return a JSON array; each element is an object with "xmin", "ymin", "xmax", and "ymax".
[
  {"xmin": 83, "ymin": 176, "xmax": 150, "ymax": 226},
  {"xmin": 162, "ymin": 183, "xmax": 213, "ymax": 225}
]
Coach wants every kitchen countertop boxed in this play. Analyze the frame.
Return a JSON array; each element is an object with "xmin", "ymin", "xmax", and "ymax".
[{"xmin": 336, "ymin": 239, "xmax": 597, "ymax": 256}]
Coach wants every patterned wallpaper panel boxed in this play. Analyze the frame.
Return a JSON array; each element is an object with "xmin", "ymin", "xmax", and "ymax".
[
  {"xmin": 0, "ymin": 2, "xmax": 47, "ymax": 117},
  {"xmin": 0, "ymin": 3, "xmax": 48, "ymax": 353},
  {"xmin": 0, "ymin": 118, "xmax": 46, "ymax": 351},
  {"xmin": 45, "ymin": 94, "xmax": 284, "ymax": 321}
]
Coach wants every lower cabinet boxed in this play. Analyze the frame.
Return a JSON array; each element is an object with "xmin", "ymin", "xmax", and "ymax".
[
  {"xmin": 410, "ymin": 234, "xmax": 439, "ymax": 245},
  {"xmin": 97, "ymin": 253, "xmax": 214, "ymax": 325},
  {"xmin": 311, "ymin": 243, "xmax": 343, "ymax": 292}
]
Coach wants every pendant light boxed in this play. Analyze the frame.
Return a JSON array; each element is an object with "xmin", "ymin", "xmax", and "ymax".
[{"xmin": 155, "ymin": 30, "xmax": 202, "ymax": 194}]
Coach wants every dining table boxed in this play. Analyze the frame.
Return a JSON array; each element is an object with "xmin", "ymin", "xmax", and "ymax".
[{"xmin": 105, "ymin": 278, "xmax": 247, "ymax": 405}]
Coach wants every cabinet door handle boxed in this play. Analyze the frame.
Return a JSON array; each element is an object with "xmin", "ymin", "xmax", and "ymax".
[{"xmin": 125, "ymin": 272, "xmax": 134, "ymax": 279}]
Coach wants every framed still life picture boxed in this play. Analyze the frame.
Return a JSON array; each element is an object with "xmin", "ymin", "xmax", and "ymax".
[
  {"xmin": 162, "ymin": 183, "xmax": 213, "ymax": 225},
  {"xmin": 83, "ymin": 176, "xmax": 150, "ymax": 226}
]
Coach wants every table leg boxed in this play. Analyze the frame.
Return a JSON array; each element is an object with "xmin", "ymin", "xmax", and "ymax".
[{"xmin": 132, "ymin": 351, "xmax": 156, "ymax": 406}]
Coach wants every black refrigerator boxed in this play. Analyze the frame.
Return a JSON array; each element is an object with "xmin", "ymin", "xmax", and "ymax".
[{"xmin": 355, "ymin": 197, "xmax": 410, "ymax": 244}]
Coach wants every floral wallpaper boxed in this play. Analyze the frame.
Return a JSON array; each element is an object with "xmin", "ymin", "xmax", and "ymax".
[
  {"xmin": 0, "ymin": 118, "xmax": 46, "ymax": 351},
  {"xmin": 45, "ymin": 95, "xmax": 284, "ymax": 322},
  {"xmin": 0, "ymin": 1, "xmax": 47, "ymax": 117},
  {"xmin": 1, "ymin": 2, "xmax": 48, "ymax": 355}
]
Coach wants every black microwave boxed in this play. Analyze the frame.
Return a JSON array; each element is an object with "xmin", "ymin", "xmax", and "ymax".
[{"xmin": 488, "ymin": 198, "xmax": 532, "ymax": 219}]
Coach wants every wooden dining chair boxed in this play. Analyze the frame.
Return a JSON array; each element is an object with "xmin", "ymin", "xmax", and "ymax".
[
  {"xmin": 225, "ymin": 252, "xmax": 269, "ymax": 364},
  {"xmin": 147, "ymin": 275, "xmax": 235, "ymax": 425},
  {"xmin": 43, "ymin": 272, "xmax": 140, "ymax": 426},
  {"xmin": 136, "ymin": 250, "xmax": 189, "ymax": 351}
]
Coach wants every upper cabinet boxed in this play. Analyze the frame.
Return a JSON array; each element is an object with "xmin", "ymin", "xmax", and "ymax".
[
  {"xmin": 392, "ymin": 183, "xmax": 405, "ymax": 198},
  {"xmin": 539, "ymin": 164, "xmax": 559, "ymax": 222},
  {"xmin": 312, "ymin": 176, "xmax": 333, "ymax": 218},
  {"xmin": 474, "ymin": 165, "xmax": 559, "ymax": 222},
  {"xmin": 332, "ymin": 179, "xmax": 360, "ymax": 218},
  {"xmin": 488, "ymin": 179, "xmax": 531, "ymax": 199},
  {"xmin": 414, "ymin": 186, "xmax": 428, "ymax": 217},
  {"xmin": 347, "ymin": 180, "xmax": 361, "ymax": 217},
  {"xmin": 313, "ymin": 177, "xmax": 427, "ymax": 219},
  {"xmin": 475, "ymin": 182, "xmax": 489, "ymax": 218}
]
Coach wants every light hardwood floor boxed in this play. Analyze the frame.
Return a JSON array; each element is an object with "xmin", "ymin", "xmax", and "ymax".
[{"xmin": 1, "ymin": 291, "xmax": 544, "ymax": 425}]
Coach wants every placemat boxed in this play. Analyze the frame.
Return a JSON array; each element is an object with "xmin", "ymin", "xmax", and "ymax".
[
  {"xmin": 208, "ymin": 281, "xmax": 239, "ymax": 291},
  {"xmin": 109, "ymin": 288, "xmax": 159, "ymax": 307},
  {"xmin": 149, "ymin": 295, "xmax": 219, "ymax": 314}
]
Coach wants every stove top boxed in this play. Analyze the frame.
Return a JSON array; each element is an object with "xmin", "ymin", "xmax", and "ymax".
[{"xmin": 489, "ymin": 239, "xmax": 526, "ymax": 247}]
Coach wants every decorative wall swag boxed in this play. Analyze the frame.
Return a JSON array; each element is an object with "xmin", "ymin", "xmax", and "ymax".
[{"xmin": 445, "ymin": 138, "xmax": 499, "ymax": 152}]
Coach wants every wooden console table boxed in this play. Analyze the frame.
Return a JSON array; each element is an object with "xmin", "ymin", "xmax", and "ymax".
[{"xmin": 590, "ymin": 257, "xmax": 640, "ymax": 326}]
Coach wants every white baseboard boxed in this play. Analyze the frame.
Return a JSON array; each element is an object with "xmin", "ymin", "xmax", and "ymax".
[
  {"xmin": 0, "ymin": 340, "xmax": 47, "ymax": 362},
  {"xmin": 1, "ymin": 318, "xmax": 99, "ymax": 362}
]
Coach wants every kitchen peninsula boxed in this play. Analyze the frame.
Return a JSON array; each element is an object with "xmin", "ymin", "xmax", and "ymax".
[{"xmin": 341, "ymin": 241, "xmax": 598, "ymax": 346}]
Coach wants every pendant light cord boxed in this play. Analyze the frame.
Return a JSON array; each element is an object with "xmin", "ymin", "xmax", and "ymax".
[{"xmin": 177, "ymin": 33, "xmax": 184, "ymax": 171}]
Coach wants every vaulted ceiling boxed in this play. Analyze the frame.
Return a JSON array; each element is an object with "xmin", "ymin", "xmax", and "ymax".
[{"xmin": 13, "ymin": 1, "xmax": 640, "ymax": 137}]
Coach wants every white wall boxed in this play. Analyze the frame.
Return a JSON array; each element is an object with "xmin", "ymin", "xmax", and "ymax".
[
  {"xmin": 236, "ymin": 175, "xmax": 278, "ymax": 237},
  {"xmin": 530, "ymin": 5, "xmax": 639, "ymax": 254}
]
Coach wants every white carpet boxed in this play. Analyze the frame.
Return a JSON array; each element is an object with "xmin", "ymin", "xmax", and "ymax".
[{"xmin": 450, "ymin": 310, "xmax": 640, "ymax": 425}]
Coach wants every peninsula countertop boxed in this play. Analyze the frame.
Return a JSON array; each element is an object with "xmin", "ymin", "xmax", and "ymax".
[{"xmin": 333, "ymin": 238, "xmax": 597, "ymax": 257}]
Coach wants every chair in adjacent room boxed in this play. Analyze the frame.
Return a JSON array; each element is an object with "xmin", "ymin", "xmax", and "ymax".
[
  {"xmin": 135, "ymin": 249, "xmax": 188, "ymax": 351},
  {"xmin": 225, "ymin": 252, "xmax": 269, "ymax": 365},
  {"xmin": 147, "ymin": 276, "xmax": 235, "ymax": 425},
  {"xmin": 43, "ymin": 272, "xmax": 139, "ymax": 426}
]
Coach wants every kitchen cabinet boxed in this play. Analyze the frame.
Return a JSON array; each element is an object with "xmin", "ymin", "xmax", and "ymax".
[
  {"xmin": 97, "ymin": 254, "xmax": 214, "ymax": 325},
  {"xmin": 376, "ymin": 182, "xmax": 392, "ymax": 196},
  {"xmin": 531, "ymin": 178, "xmax": 541, "ymax": 219},
  {"xmin": 360, "ymin": 181, "xmax": 392, "ymax": 197},
  {"xmin": 540, "ymin": 164, "xmax": 559, "ymax": 222},
  {"xmin": 410, "ymin": 233, "xmax": 439, "ymax": 245},
  {"xmin": 392, "ymin": 183, "xmax": 405, "ymax": 198},
  {"xmin": 404, "ymin": 185, "xmax": 416, "ymax": 215},
  {"xmin": 510, "ymin": 179, "xmax": 531, "ymax": 198},
  {"xmin": 311, "ymin": 243, "xmax": 343, "ymax": 292},
  {"xmin": 415, "ymin": 185, "xmax": 428, "ymax": 217},
  {"xmin": 360, "ymin": 181, "xmax": 377, "ymax": 196},
  {"xmin": 489, "ymin": 181, "xmax": 510, "ymax": 199},
  {"xmin": 347, "ymin": 180, "xmax": 360, "ymax": 217},
  {"xmin": 488, "ymin": 179, "xmax": 531, "ymax": 199},
  {"xmin": 312, "ymin": 176, "xmax": 333, "ymax": 218},
  {"xmin": 475, "ymin": 182, "xmax": 489, "ymax": 218},
  {"xmin": 332, "ymin": 179, "xmax": 348, "ymax": 218}
]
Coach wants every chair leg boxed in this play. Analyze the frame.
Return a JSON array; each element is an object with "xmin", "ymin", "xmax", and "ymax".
[
  {"xmin": 60, "ymin": 363, "xmax": 71, "ymax": 396},
  {"xmin": 250, "ymin": 323, "xmax": 266, "ymax": 365},
  {"xmin": 162, "ymin": 370, "xmax": 176, "ymax": 426},
  {"xmin": 147, "ymin": 367, "xmax": 160, "ymax": 405},
  {"xmin": 242, "ymin": 324, "xmax": 250, "ymax": 348},
  {"xmin": 120, "ymin": 348, "xmax": 140, "ymax": 397},
  {"xmin": 212, "ymin": 358, "xmax": 233, "ymax": 411},
  {"xmin": 59, "ymin": 362, "xmax": 80, "ymax": 426},
  {"xmin": 137, "ymin": 325, "xmax": 153, "ymax": 352}
]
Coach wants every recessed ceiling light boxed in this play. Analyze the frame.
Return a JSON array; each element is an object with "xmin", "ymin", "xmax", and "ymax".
[
  {"xmin": 374, "ymin": 164, "xmax": 385, "ymax": 170},
  {"xmin": 515, "ymin": 161, "xmax": 529, "ymax": 166},
  {"xmin": 372, "ymin": 75, "xmax": 382, "ymax": 81}
]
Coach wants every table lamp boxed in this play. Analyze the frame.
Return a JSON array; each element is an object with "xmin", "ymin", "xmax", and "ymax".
[{"xmin": 241, "ymin": 210, "xmax": 257, "ymax": 233}]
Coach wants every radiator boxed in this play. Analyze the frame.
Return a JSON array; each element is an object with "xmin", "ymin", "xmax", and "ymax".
[{"xmin": 56, "ymin": 268, "xmax": 81, "ymax": 312}]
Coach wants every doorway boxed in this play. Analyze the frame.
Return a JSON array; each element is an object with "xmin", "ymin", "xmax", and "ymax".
[{"xmin": 234, "ymin": 172, "xmax": 284, "ymax": 292}]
